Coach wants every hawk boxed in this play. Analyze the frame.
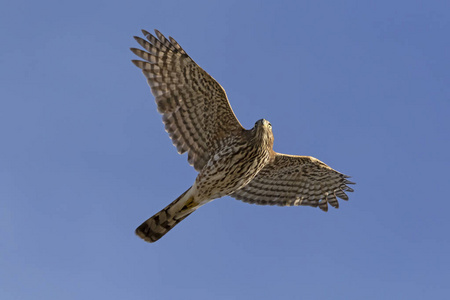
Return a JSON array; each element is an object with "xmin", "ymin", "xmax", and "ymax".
[{"xmin": 131, "ymin": 30, "xmax": 355, "ymax": 243}]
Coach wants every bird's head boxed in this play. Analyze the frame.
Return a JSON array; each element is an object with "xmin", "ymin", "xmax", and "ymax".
[
  {"xmin": 255, "ymin": 119, "xmax": 272, "ymax": 130},
  {"xmin": 253, "ymin": 119, "xmax": 274, "ymax": 148}
]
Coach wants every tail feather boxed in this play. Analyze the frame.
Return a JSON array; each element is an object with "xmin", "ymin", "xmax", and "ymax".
[{"xmin": 135, "ymin": 188, "xmax": 197, "ymax": 243}]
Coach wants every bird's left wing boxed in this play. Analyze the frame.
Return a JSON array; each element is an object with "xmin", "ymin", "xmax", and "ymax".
[
  {"xmin": 230, "ymin": 153, "xmax": 355, "ymax": 211},
  {"xmin": 131, "ymin": 30, "xmax": 244, "ymax": 171}
]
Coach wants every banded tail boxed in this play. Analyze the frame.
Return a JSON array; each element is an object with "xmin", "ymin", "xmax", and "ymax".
[{"xmin": 135, "ymin": 187, "xmax": 199, "ymax": 243}]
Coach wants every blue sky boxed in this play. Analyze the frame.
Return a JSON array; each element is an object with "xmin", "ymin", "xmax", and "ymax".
[{"xmin": 1, "ymin": 0, "xmax": 449, "ymax": 299}]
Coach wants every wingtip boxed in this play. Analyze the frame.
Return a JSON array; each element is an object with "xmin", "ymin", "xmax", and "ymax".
[
  {"xmin": 130, "ymin": 48, "xmax": 140, "ymax": 55},
  {"xmin": 131, "ymin": 59, "xmax": 143, "ymax": 68},
  {"xmin": 344, "ymin": 186, "xmax": 354, "ymax": 193}
]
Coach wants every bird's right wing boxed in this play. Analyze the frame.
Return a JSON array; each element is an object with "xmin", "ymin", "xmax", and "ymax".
[
  {"xmin": 230, "ymin": 153, "xmax": 355, "ymax": 212},
  {"xmin": 131, "ymin": 30, "xmax": 244, "ymax": 171}
]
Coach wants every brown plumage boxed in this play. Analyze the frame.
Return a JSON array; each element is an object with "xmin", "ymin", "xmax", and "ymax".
[{"xmin": 131, "ymin": 30, "xmax": 354, "ymax": 243}]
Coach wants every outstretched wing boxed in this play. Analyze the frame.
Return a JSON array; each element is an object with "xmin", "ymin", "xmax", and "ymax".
[
  {"xmin": 131, "ymin": 29, "xmax": 244, "ymax": 171},
  {"xmin": 230, "ymin": 153, "xmax": 355, "ymax": 212}
]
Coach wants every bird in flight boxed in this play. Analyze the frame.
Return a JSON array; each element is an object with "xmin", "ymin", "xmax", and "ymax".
[{"xmin": 131, "ymin": 29, "xmax": 355, "ymax": 243}]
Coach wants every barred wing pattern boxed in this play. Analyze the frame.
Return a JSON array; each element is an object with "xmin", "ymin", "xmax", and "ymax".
[
  {"xmin": 131, "ymin": 30, "xmax": 244, "ymax": 171},
  {"xmin": 230, "ymin": 154, "xmax": 355, "ymax": 212}
]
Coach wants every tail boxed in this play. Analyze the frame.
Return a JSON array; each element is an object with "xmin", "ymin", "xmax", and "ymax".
[{"xmin": 135, "ymin": 187, "xmax": 199, "ymax": 243}]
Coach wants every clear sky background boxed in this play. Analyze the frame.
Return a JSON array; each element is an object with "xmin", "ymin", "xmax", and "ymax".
[{"xmin": 1, "ymin": 1, "xmax": 449, "ymax": 299}]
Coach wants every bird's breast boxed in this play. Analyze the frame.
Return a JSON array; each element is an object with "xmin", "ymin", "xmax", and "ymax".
[{"xmin": 194, "ymin": 143, "xmax": 271, "ymax": 201}]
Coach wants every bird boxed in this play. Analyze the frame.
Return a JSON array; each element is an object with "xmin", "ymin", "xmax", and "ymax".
[{"xmin": 130, "ymin": 29, "xmax": 355, "ymax": 243}]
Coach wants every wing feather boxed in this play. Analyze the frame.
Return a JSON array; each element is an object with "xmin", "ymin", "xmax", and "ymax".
[
  {"xmin": 230, "ymin": 153, "xmax": 355, "ymax": 212},
  {"xmin": 131, "ymin": 30, "xmax": 244, "ymax": 171}
]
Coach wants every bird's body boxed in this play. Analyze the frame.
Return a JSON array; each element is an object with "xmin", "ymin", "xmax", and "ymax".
[
  {"xmin": 131, "ymin": 30, "xmax": 354, "ymax": 243},
  {"xmin": 195, "ymin": 120, "xmax": 274, "ymax": 201}
]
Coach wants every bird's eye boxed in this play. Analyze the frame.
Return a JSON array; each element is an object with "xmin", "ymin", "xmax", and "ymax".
[{"xmin": 268, "ymin": 123, "xmax": 272, "ymax": 128}]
